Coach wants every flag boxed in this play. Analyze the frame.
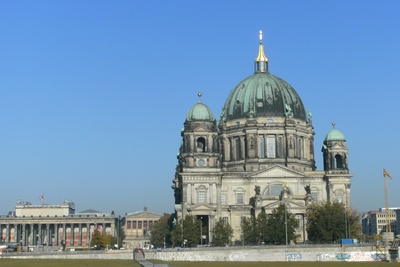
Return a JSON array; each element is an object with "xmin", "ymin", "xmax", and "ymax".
[
  {"xmin": 39, "ymin": 194, "xmax": 44, "ymax": 202},
  {"xmin": 383, "ymin": 169, "xmax": 392, "ymax": 179}
]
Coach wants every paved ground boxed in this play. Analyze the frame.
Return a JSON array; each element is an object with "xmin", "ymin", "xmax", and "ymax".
[{"xmin": 134, "ymin": 251, "xmax": 170, "ymax": 267}]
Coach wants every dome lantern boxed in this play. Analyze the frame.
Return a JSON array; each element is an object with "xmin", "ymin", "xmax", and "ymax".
[
  {"xmin": 254, "ymin": 30, "xmax": 269, "ymax": 73},
  {"xmin": 221, "ymin": 31, "xmax": 306, "ymax": 122}
]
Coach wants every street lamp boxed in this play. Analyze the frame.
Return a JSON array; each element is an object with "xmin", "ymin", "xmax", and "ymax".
[
  {"xmin": 284, "ymin": 202, "xmax": 288, "ymax": 246},
  {"xmin": 200, "ymin": 217, "xmax": 203, "ymax": 245}
]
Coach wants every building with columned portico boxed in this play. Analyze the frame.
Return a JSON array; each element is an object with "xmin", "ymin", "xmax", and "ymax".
[
  {"xmin": 0, "ymin": 200, "xmax": 117, "ymax": 251},
  {"xmin": 172, "ymin": 31, "xmax": 353, "ymax": 244}
]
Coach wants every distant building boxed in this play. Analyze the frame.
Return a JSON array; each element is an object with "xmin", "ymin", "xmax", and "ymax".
[
  {"xmin": 122, "ymin": 207, "xmax": 161, "ymax": 249},
  {"xmin": 0, "ymin": 200, "xmax": 117, "ymax": 250},
  {"xmin": 361, "ymin": 208, "xmax": 397, "ymax": 236}
]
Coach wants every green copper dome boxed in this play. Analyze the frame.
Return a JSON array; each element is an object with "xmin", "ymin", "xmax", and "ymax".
[
  {"xmin": 324, "ymin": 128, "xmax": 346, "ymax": 142},
  {"xmin": 221, "ymin": 31, "xmax": 306, "ymax": 122},
  {"xmin": 186, "ymin": 93, "xmax": 215, "ymax": 122},
  {"xmin": 222, "ymin": 72, "xmax": 306, "ymax": 121}
]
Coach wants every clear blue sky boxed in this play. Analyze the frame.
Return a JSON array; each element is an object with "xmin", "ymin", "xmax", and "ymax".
[{"xmin": 1, "ymin": 1, "xmax": 399, "ymax": 217}]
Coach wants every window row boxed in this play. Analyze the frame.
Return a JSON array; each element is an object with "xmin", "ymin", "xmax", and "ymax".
[
  {"xmin": 126, "ymin": 220, "xmax": 156, "ymax": 230},
  {"xmin": 228, "ymin": 135, "xmax": 306, "ymax": 161},
  {"xmin": 217, "ymin": 188, "xmax": 319, "ymax": 205}
]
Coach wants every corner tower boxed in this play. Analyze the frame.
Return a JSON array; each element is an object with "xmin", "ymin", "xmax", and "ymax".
[
  {"xmin": 173, "ymin": 93, "xmax": 222, "ymax": 235},
  {"xmin": 179, "ymin": 92, "xmax": 220, "ymax": 170},
  {"xmin": 322, "ymin": 122, "xmax": 351, "ymax": 206},
  {"xmin": 322, "ymin": 122, "xmax": 349, "ymax": 174}
]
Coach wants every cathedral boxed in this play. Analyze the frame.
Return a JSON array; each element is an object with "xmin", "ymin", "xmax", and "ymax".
[{"xmin": 172, "ymin": 31, "xmax": 352, "ymax": 243}]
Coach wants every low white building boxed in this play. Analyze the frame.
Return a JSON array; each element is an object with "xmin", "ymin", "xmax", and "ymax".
[{"xmin": 0, "ymin": 200, "xmax": 117, "ymax": 249}]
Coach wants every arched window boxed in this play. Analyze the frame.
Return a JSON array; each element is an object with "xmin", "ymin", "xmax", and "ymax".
[
  {"xmin": 235, "ymin": 138, "xmax": 241, "ymax": 160},
  {"xmin": 335, "ymin": 190, "xmax": 344, "ymax": 203},
  {"xmin": 334, "ymin": 154, "xmax": 344, "ymax": 169},
  {"xmin": 265, "ymin": 184, "xmax": 283, "ymax": 196},
  {"xmin": 297, "ymin": 138, "xmax": 303, "ymax": 158},
  {"xmin": 196, "ymin": 137, "xmax": 206, "ymax": 152}
]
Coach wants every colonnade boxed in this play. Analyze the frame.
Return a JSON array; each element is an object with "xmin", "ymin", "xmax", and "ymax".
[{"xmin": 0, "ymin": 220, "xmax": 114, "ymax": 247}]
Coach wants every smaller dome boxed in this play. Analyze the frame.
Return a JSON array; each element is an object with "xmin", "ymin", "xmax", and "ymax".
[
  {"xmin": 185, "ymin": 93, "xmax": 214, "ymax": 122},
  {"xmin": 186, "ymin": 103, "xmax": 214, "ymax": 121},
  {"xmin": 324, "ymin": 123, "xmax": 346, "ymax": 142}
]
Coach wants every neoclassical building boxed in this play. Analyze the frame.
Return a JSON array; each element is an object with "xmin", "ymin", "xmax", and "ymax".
[
  {"xmin": 122, "ymin": 207, "xmax": 162, "ymax": 249},
  {"xmin": 172, "ymin": 31, "xmax": 353, "ymax": 243},
  {"xmin": 0, "ymin": 201, "xmax": 118, "ymax": 251}
]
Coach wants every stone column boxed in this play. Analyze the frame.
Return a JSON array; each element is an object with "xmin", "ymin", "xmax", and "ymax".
[
  {"xmin": 78, "ymin": 224, "xmax": 82, "ymax": 246},
  {"xmin": 62, "ymin": 224, "xmax": 66, "ymax": 245},
  {"xmin": 30, "ymin": 224, "xmax": 34, "ymax": 246},
  {"xmin": 46, "ymin": 224, "xmax": 50, "ymax": 246},
  {"xmin": 224, "ymin": 136, "xmax": 230, "ymax": 161},
  {"xmin": 54, "ymin": 224, "xmax": 58, "ymax": 246},
  {"xmin": 71, "ymin": 223, "xmax": 74, "ymax": 246},
  {"xmin": 86, "ymin": 223, "xmax": 90, "ymax": 247},
  {"xmin": 182, "ymin": 184, "xmax": 188, "ymax": 217},
  {"xmin": 240, "ymin": 136, "xmax": 245, "ymax": 159},
  {"xmin": 38, "ymin": 224, "xmax": 42, "ymax": 245},
  {"xmin": 187, "ymin": 183, "xmax": 192, "ymax": 205},
  {"xmin": 6, "ymin": 224, "xmax": 10, "ymax": 242},
  {"xmin": 208, "ymin": 133, "xmax": 212, "ymax": 152},
  {"xmin": 22, "ymin": 224, "xmax": 26, "ymax": 246},
  {"xmin": 214, "ymin": 183, "xmax": 217, "ymax": 205},
  {"xmin": 189, "ymin": 135, "xmax": 194, "ymax": 153},
  {"xmin": 207, "ymin": 183, "xmax": 214, "ymax": 204}
]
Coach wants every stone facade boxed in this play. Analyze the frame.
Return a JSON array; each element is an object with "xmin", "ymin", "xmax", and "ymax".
[
  {"xmin": 0, "ymin": 202, "xmax": 117, "ymax": 250},
  {"xmin": 172, "ymin": 32, "xmax": 353, "ymax": 243},
  {"xmin": 122, "ymin": 207, "xmax": 162, "ymax": 249}
]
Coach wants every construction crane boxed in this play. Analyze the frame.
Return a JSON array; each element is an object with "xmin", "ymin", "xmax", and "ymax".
[{"xmin": 383, "ymin": 169, "xmax": 392, "ymax": 232}]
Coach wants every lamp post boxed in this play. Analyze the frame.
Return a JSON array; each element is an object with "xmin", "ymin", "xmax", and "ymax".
[
  {"xmin": 284, "ymin": 202, "xmax": 288, "ymax": 246},
  {"xmin": 200, "ymin": 217, "xmax": 203, "ymax": 245}
]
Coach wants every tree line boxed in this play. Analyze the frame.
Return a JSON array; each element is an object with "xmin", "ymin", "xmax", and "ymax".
[{"xmin": 149, "ymin": 201, "xmax": 361, "ymax": 248}]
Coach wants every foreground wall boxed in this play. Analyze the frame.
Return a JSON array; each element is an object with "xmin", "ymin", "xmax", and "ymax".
[
  {"xmin": 146, "ymin": 246, "xmax": 387, "ymax": 262},
  {"xmin": 1, "ymin": 245, "xmax": 390, "ymax": 262}
]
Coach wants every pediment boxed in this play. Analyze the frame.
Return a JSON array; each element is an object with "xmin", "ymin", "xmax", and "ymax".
[
  {"xmin": 193, "ymin": 125, "xmax": 210, "ymax": 132},
  {"xmin": 249, "ymin": 165, "xmax": 305, "ymax": 179},
  {"xmin": 191, "ymin": 203, "xmax": 214, "ymax": 211},
  {"xmin": 330, "ymin": 143, "xmax": 347, "ymax": 150},
  {"xmin": 125, "ymin": 211, "xmax": 162, "ymax": 219}
]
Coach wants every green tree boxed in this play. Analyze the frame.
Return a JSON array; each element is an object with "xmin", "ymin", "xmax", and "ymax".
[
  {"xmin": 211, "ymin": 218, "xmax": 233, "ymax": 246},
  {"xmin": 90, "ymin": 229, "xmax": 110, "ymax": 249},
  {"xmin": 241, "ymin": 216, "xmax": 258, "ymax": 245},
  {"xmin": 151, "ymin": 213, "xmax": 172, "ymax": 248},
  {"xmin": 306, "ymin": 201, "xmax": 360, "ymax": 243},
  {"xmin": 256, "ymin": 208, "xmax": 268, "ymax": 243},
  {"xmin": 171, "ymin": 219, "xmax": 183, "ymax": 246},
  {"xmin": 171, "ymin": 215, "xmax": 201, "ymax": 247},
  {"xmin": 265, "ymin": 203, "xmax": 299, "ymax": 244}
]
